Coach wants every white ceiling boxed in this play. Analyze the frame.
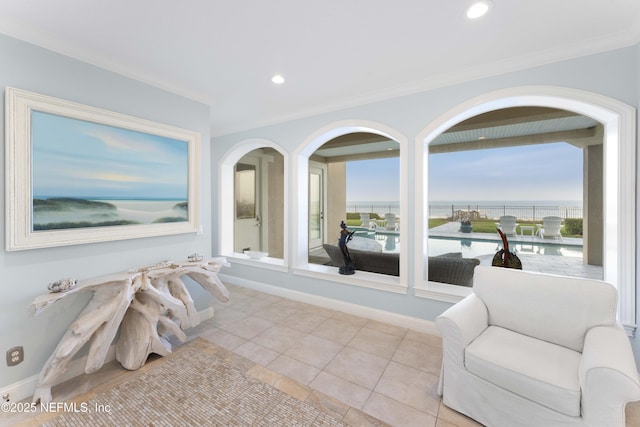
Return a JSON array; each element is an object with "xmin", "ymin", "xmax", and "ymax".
[{"xmin": 0, "ymin": 1, "xmax": 638, "ymax": 137}]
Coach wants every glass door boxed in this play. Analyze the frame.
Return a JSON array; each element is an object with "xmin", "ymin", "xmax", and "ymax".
[
  {"xmin": 234, "ymin": 158, "xmax": 261, "ymax": 253},
  {"xmin": 309, "ymin": 164, "xmax": 325, "ymax": 249}
]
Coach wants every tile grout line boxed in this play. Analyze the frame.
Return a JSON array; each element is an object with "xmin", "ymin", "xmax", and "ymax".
[{"xmin": 212, "ymin": 287, "xmax": 447, "ymax": 424}]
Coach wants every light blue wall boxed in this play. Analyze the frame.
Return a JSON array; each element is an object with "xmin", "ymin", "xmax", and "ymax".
[
  {"xmin": 211, "ymin": 45, "xmax": 640, "ymax": 361},
  {"xmin": 0, "ymin": 34, "xmax": 212, "ymax": 389}
]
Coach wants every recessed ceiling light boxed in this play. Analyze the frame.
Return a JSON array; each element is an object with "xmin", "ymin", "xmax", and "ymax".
[
  {"xmin": 271, "ymin": 75, "xmax": 285, "ymax": 84},
  {"xmin": 478, "ymin": 136, "xmax": 486, "ymax": 140},
  {"xmin": 466, "ymin": 1, "xmax": 492, "ymax": 19}
]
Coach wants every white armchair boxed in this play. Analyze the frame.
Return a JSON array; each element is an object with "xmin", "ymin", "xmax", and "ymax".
[{"xmin": 436, "ymin": 266, "xmax": 640, "ymax": 427}]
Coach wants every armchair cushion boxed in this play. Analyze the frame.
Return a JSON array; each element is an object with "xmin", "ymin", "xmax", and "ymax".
[
  {"xmin": 465, "ymin": 325, "xmax": 581, "ymax": 416},
  {"xmin": 472, "ymin": 266, "xmax": 617, "ymax": 352}
]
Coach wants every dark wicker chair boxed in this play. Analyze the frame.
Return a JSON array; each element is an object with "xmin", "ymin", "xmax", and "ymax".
[{"xmin": 322, "ymin": 244, "xmax": 480, "ymax": 286}]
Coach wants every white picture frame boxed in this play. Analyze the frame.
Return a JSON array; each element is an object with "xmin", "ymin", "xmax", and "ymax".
[{"xmin": 5, "ymin": 87, "xmax": 201, "ymax": 251}]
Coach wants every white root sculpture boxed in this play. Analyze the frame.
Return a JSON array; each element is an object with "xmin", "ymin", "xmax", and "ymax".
[{"xmin": 30, "ymin": 257, "xmax": 230, "ymax": 404}]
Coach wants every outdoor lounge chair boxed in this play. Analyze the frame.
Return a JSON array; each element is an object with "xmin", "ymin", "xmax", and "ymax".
[
  {"xmin": 537, "ymin": 216, "xmax": 563, "ymax": 240},
  {"xmin": 322, "ymin": 245, "xmax": 480, "ymax": 286},
  {"xmin": 495, "ymin": 215, "xmax": 518, "ymax": 237}
]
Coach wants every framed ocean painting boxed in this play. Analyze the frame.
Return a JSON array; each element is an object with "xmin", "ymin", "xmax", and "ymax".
[{"xmin": 5, "ymin": 87, "xmax": 201, "ymax": 251}]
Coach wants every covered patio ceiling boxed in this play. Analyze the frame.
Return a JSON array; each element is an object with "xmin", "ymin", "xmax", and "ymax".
[{"xmin": 312, "ymin": 107, "xmax": 601, "ymax": 162}]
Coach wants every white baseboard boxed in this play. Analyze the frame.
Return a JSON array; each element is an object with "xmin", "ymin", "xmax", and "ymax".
[
  {"xmin": 0, "ymin": 307, "xmax": 215, "ymax": 404},
  {"xmin": 219, "ymin": 273, "xmax": 439, "ymax": 336},
  {"xmin": 198, "ymin": 306, "xmax": 215, "ymax": 323},
  {"xmin": 0, "ymin": 374, "xmax": 38, "ymax": 404}
]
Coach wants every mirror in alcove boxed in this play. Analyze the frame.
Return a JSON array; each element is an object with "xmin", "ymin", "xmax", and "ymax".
[
  {"xmin": 427, "ymin": 106, "xmax": 604, "ymax": 284},
  {"xmin": 307, "ymin": 132, "xmax": 401, "ymax": 275},
  {"xmin": 234, "ymin": 148, "xmax": 284, "ymax": 259}
]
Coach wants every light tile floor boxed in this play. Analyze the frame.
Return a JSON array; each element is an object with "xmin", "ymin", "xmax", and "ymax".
[
  {"xmin": 5, "ymin": 283, "xmax": 640, "ymax": 426},
  {"xmin": 195, "ymin": 284, "xmax": 469, "ymax": 426},
  {"xmin": 195, "ymin": 284, "xmax": 640, "ymax": 426}
]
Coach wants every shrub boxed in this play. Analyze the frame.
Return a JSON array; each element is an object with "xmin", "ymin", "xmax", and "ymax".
[
  {"xmin": 346, "ymin": 212, "xmax": 382, "ymax": 220},
  {"xmin": 564, "ymin": 218, "xmax": 583, "ymax": 236}
]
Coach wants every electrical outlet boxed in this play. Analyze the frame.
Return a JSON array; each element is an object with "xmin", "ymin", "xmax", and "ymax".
[{"xmin": 6, "ymin": 346, "xmax": 23, "ymax": 366}]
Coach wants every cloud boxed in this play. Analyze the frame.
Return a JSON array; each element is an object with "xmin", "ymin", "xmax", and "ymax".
[{"xmin": 83, "ymin": 171, "xmax": 152, "ymax": 183}]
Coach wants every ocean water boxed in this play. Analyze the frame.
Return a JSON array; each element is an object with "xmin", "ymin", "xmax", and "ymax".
[
  {"xmin": 347, "ymin": 201, "xmax": 401, "ymax": 216},
  {"xmin": 430, "ymin": 200, "xmax": 581, "ymax": 206},
  {"xmin": 349, "ymin": 199, "xmax": 582, "ymax": 206},
  {"xmin": 348, "ymin": 200, "xmax": 583, "ymax": 220}
]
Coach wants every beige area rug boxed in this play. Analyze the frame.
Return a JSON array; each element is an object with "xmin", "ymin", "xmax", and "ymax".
[{"xmin": 37, "ymin": 338, "xmax": 388, "ymax": 427}]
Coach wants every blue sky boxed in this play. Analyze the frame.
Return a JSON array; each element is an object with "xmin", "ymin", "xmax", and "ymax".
[
  {"xmin": 32, "ymin": 111, "xmax": 189, "ymax": 199},
  {"xmin": 347, "ymin": 142, "xmax": 583, "ymax": 202},
  {"xmin": 347, "ymin": 157, "xmax": 400, "ymax": 202}
]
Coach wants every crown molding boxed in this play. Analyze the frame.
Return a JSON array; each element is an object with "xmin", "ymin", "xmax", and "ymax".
[{"xmin": 0, "ymin": 15, "xmax": 213, "ymax": 106}]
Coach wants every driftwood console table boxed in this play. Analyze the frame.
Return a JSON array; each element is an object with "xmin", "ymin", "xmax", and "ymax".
[{"xmin": 30, "ymin": 257, "xmax": 230, "ymax": 404}]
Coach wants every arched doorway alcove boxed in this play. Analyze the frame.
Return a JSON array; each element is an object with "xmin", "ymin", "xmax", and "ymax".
[
  {"xmin": 219, "ymin": 138, "xmax": 288, "ymax": 269},
  {"xmin": 415, "ymin": 86, "xmax": 636, "ymax": 334}
]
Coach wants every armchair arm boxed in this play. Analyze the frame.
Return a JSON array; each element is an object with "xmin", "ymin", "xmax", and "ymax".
[
  {"xmin": 436, "ymin": 294, "xmax": 488, "ymax": 396},
  {"xmin": 436, "ymin": 294, "xmax": 488, "ymax": 355},
  {"xmin": 579, "ymin": 325, "xmax": 640, "ymax": 426}
]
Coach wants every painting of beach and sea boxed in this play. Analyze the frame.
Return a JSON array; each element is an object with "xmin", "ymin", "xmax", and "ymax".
[
  {"xmin": 5, "ymin": 87, "xmax": 200, "ymax": 251},
  {"xmin": 32, "ymin": 111, "xmax": 189, "ymax": 230}
]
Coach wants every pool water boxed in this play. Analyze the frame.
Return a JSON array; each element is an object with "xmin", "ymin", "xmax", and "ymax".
[
  {"xmin": 428, "ymin": 236, "xmax": 583, "ymax": 258},
  {"xmin": 354, "ymin": 229, "xmax": 582, "ymax": 258}
]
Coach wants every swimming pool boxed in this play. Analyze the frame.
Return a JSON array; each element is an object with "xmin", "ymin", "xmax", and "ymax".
[
  {"xmin": 353, "ymin": 228, "xmax": 582, "ymax": 258},
  {"xmin": 429, "ymin": 236, "xmax": 582, "ymax": 258},
  {"xmin": 352, "ymin": 229, "xmax": 400, "ymax": 253}
]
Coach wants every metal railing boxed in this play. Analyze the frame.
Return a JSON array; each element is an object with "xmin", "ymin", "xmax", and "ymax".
[
  {"xmin": 347, "ymin": 203, "xmax": 401, "ymax": 216},
  {"xmin": 430, "ymin": 204, "xmax": 582, "ymax": 221},
  {"xmin": 348, "ymin": 203, "xmax": 583, "ymax": 221}
]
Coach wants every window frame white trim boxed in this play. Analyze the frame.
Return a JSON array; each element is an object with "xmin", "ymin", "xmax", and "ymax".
[
  {"xmin": 414, "ymin": 86, "xmax": 636, "ymax": 335},
  {"xmin": 292, "ymin": 264, "xmax": 406, "ymax": 294},
  {"xmin": 218, "ymin": 138, "xmax": 288, "ymax": 268},
  {"xmin": 292, "ymin": 120, "xmax": 409, "ymax": 294}
]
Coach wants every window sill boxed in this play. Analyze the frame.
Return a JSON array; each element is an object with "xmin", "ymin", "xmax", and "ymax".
[
  {"xmin": 292, "ymin": 263, "xmax": 408, "ymax": 294},
  {"xmin": 224, "ymin": 252, "xmax": 289, "ymax": 272},
  {"xmin": 414, "ymin": 281, "xmax": 473, "ymax": 303}
]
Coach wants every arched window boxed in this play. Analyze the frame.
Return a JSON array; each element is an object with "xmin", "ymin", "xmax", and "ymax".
[
  {"xmin": 307, "ymin": 133, "xmax": 400, "ymax": 274},
  {"xmin": 292, "ymin": 121, "xmax": 409, "ymax": 293},
  {"xmin": 427, "ymin": 107, "xmax": 602, "ymax": 283},
  {"xmin": 415, "ymin": 87, "xmax": 636, "ymax": 335}
]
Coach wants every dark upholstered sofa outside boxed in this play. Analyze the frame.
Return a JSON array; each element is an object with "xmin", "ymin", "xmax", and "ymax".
[{"xmin": 322, "ymin": 244, "xmax": 480, "ymax": 286}]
